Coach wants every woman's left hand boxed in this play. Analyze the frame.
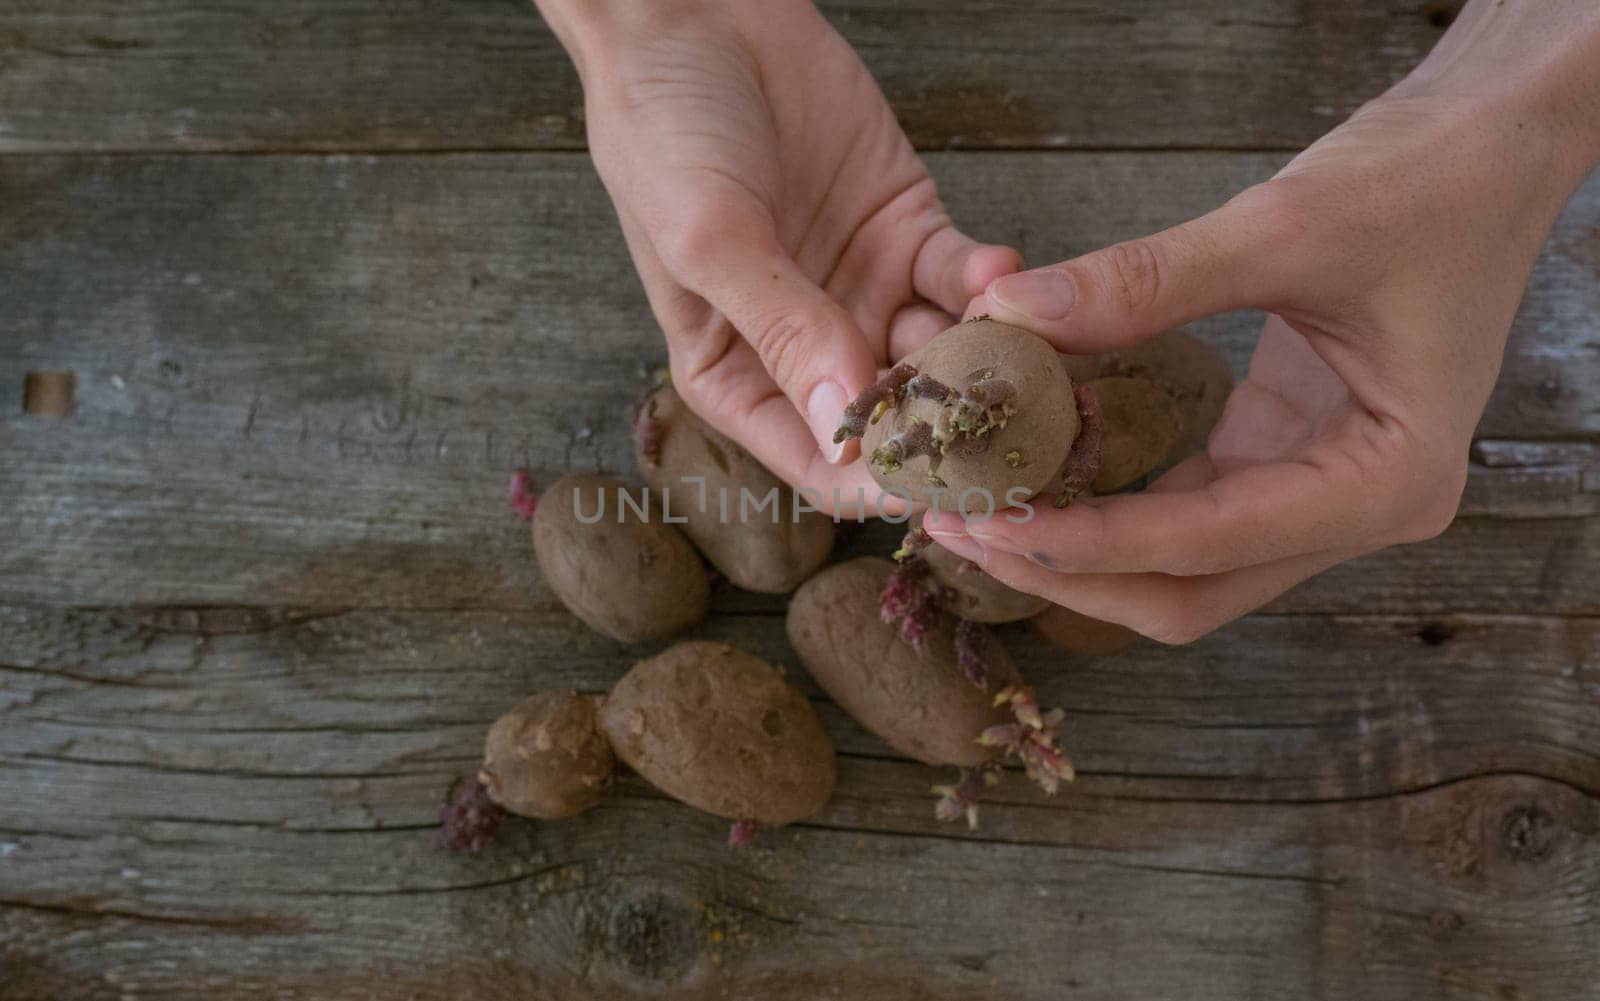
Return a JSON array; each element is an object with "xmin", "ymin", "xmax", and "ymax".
[{"xmin": 926, "ymin": 3, "xmax": 1600, "ymax": 642}]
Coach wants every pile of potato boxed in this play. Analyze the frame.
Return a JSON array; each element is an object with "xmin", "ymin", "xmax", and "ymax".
[{"xmin": 444, "ymin": 321, "xmax": 1230, "ymax": 849}]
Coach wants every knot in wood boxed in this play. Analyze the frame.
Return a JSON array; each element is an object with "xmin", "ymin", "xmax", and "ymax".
[{"xmin": 1499, "ymin": 803, "xmax": 1556, "ymax": 863}]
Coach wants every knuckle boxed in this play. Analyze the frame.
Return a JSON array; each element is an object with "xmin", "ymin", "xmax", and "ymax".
[
  {"xmin": 1095, "ymin": 239, "xmax": 1164, "ymax": 316},
  {"xmin": 1229, "ymin": 179, "xmax": 1314, "ymax": 238},
  {"xmin": 658, "ymin": 216, "xmax": 722, "ymax": 273},
  {"xmin": 746, "ymin": 312, "xmax": 815, "ymax": 389},
  {"xmin": 1224, "ymin": 180, "xmax": 1321, "ymax": 289}
]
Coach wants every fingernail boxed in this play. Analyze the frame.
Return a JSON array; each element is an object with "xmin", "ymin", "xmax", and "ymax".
[
  {"xmin": 989, "ymin": 270, "xmax": 1075, "ymax": 322},
  {"xmin": 806, "ymin": 381, "xmax": 848, "ymax": 463}
]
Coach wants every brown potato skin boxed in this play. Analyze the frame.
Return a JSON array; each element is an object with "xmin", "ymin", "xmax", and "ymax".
[
  {"xmin": 532, "ymin": 472, "xmax": 709, "ymax": 643},
  {"xmin": 1065, "ymin": 328, "xmax": 1233, "ymax": 452},
  {"xmin": 1085, "ymin": 377, "xmax": 1185, "ymax": 493},
  {"xmin": 1030, "ymin": 605, "xmax": 1140, "ymax": 656},
  {"xmin": 787, "ymin": 558, "xmax": 1015, "ymax": 767},
  {"xmin": 479, "ymin": 692, "xmax": 615, "ymax": 820},
  {"xmin": 862, "ymin": 320, "xmax": 1078, "ymax": 514},
  {"xmin": 635, "ymin": 384, "xmax": 834, "ymax": 594},
  {"xmin": 924, "ymin": 541, "xmax": 1049, "ymax": 624},
  {"xmin": 599, "ymin": 641, "xmax": 835, "ymax": 825}
]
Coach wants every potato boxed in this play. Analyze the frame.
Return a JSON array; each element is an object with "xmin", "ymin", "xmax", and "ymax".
[
  {"xmin": 634, "ymin": 384, "xmax": 833, "ymax": 593},
  {"xmin": 599, "ymin": 641, "xmax": 835, "ymax": 825},
  {"xmin": 787, "ymin": 558, "xmax": 1015, "ymax": 767},
  {"xmin": 1071, "ymin": 328, "xmax": 1233, "ymax": 451},
  {"xmin": 1085, "ymin": 376, "xmax": 1184, "ymax": 493},
  {"xmin": 532, "ymin": 472, "xmax": 709, "ymax": 643},
  {"xmin": 1030, "ymin": 605, "xmax": 1140, "ymax": 655},
  {"xmin": 479, "ymin": 692, "xmax": 615, "ymax": 820},
  {"xmin": 923, "ymin": 541, "xmax": 1048, "ymax": 624},
  {"xmin": 859, "ymin": 320, "xmax": 1079, "ymax": 514},
  {"xmin": 1058, "ymin": 352, "xmax": 1101, "ymax": 386}
]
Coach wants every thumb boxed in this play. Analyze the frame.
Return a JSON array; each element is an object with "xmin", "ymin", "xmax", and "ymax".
[
  {"xmin": 663, "ymin": 214, "xmax": 879, "ymax": 464},
  {"xmin": 980, "ymin": 186, "xmax": 1298, "ymax": 352}
]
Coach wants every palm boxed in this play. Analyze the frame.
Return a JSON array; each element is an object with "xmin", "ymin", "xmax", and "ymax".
[{"xmin": 1202, "ymin": 317, "xmax": 1356, "ymax": 479}]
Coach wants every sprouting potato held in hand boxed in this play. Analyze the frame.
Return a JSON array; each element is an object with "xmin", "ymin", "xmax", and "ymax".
[
  {"xmin": 479, "ymin": 692, "xmax": 615, "ymax": 820},
  {"xmin": 634, "ymin": 383, "xmax": 833, "ymax": 593},
  {"xmin": 1061, "ymin": 328, "xmax": 1233, "ymax": 453},
  {"xmin": 845, "ymin": 319, "xmax": 1079, "ymax": 514},
  {"xmin": 599, "ymin": 641, "xmax": 836, "ymax": 825},
  {"xmin": 532, "ymin": 472, "xmax": 709, "ymax": 643},
  {"xmin": 1082, "ymin": 376, "xmax": 1185, "ymax": 493}
]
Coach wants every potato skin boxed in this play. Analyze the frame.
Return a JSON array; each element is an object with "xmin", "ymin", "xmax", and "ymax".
[
  {"xmin": 787, "ymin": 558, "xmax": 1015, "ymax": 767},
  {"xmin": 861, "ymin": 320, "xmax": 1078, "ymax": 514},
  {"xmin": 1030, "ymin": 605, "xmax": 1140, "ymax": 656},
  {"xmin": 1066, "ymin": 328, "xmax": 1233, "ymax": 452},
  {"xmin": 635, "ymin": 384, "xmax": 833, "ymax": 593},
  {"xmin": 479, "ymin": 692, "xmax": 615, "ymax": 820},
  {"xmin": 924, "ymin": 542, "xmax": 1048, "ymax": 624},
  {"xmin": 532, "ymin": 472, "xmax": 709, "ymax": 643},
  {"xmin": 1085, "ymin": 377, "xmax": 1184, "ymax": 493},
  {"xmin": 599, "ymin": 641, "xmax": 835, "ymax": 825}
]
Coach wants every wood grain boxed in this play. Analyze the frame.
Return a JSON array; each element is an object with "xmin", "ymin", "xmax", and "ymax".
[
  {"xmin": 3, "ymin": 152, "xmax": 1595, "ymax": 613},
  {"xmin": 0, "ymin": 0, "xmax": 1451, "ymax": 154},
  {"xmin": 2, "ymin": 12, "xmax": 1597, "ymax": 992},
  {"xmin": 2, "ymin": 606, "xmax": 1596, "ymax": 999}
]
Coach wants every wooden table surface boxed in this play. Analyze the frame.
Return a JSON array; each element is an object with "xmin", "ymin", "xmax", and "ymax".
[{"xmin": 2, "ymin": 2, "xmax": 1597, "ymax": 998}]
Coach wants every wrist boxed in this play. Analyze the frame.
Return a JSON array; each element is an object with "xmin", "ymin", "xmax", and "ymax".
[
  {"xmin": 1394, "ymin": 0, "xmax": 1600, "ymax": 189},
  {"xmin": 532, "ymin": 0, "xmax": 809, "ymax": 84}
]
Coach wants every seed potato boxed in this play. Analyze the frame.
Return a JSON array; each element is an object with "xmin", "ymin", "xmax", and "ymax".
[
  {"xmin": 479, "ymin": 692, "xmax": 615, "ymax": 820},
  {"xmin": 635, "ymin": 384, "xmax": 833, "ymax": 593},
  {"xmin": 1030, "ymin": 605, "xmax": 1140, "ymax": 656},
  {"xmin": 531, "ymin": 472, "xmax": 709, "ymax": 642},
  {"xmin": 787, "ymin": 558, "xmax": 1015, "ymax": 767},
  {"xmin": 924, "ymin": 541, "xmax": 1049, "ymax": 624},
  {"xmin": 1084, "ymin": 376, "xmax": 1185, "ymax": 493},
  {"xmin": 860, "ymin": 320, "xmax": 1079, "ymax": 514},
  {"xmin": 599, "ymin": 641, "xmax": 836, "ymax": 825}
]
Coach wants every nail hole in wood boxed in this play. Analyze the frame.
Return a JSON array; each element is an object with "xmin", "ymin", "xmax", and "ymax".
[
  {"xmin": 23, "ymin": 371, "xmax": 76, "ymax": 418},
  {"xmin": 1415, "ymin": 622, "xmax": 1453, "ymax": 646}
]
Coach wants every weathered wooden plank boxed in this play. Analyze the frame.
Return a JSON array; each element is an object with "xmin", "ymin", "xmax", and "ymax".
[
  {"xmin": 1, "ymin": 772, "xmax": 1594, "ymax": 1001},
  {"xmin": 3, "ymin": 607, "xmax": 1596, "ymax": 809},
  {"xmin": 3, "ymin": 152, "xmax": 1595, "ymax": 612},
  {"xmin": 1, "ymin": 605, "xmax": 1596, "ymax": 998},
  {"xmin": 1473, "ymin": 440, "xmax": 1600, "ymax": 469},
  {"xmin": 1, "ymin": 425, "xmax": 1596, "ymax": 613},
  {"xmin": 0, "ymin": 1, "xmax": 1449, "ymax": 154}
]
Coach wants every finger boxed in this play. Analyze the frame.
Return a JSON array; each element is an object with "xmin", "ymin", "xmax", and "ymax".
[
  {"xmin": 978, "ymin": 184, "xmax": 1303, "ymax": 352},
  {"xmin": 913, "ymin": 226, "xmax": 1024, "ymax": 315},
  {"xmin": 668, "ymin": 337, "xmax": 886, "ymax": 515},
  {"xmin": 1145, "ymin": 453, "xmax": 1218, "ymax": 493},
  {"xmin": 925, "ymin": 420, "xmax": 1412, "ymax": 576},
  {"xmin": 887, "ymin": 302, "xmax": 954, "ymax": 360},
  {"xmin": 662, "ymin": 203, "xmax": 880, "ymax": 464},
  {"xmin": 933, "ymin": 531, "xmax": 1350, "ymax": 645}
]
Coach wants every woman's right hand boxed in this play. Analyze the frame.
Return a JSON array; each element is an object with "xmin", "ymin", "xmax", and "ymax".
[{"xmin": 534, "ymin": 0, "xmax": 1020, "ymax": 510}]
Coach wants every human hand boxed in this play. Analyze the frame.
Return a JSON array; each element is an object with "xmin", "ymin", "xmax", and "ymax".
[
  {"xmin": 537, "ymin": 0, "xmax": 1020, "ymax": 507},
  {"xmin": 926, "ymin": 0, "xmax": 1600, "ymax": 643}
]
